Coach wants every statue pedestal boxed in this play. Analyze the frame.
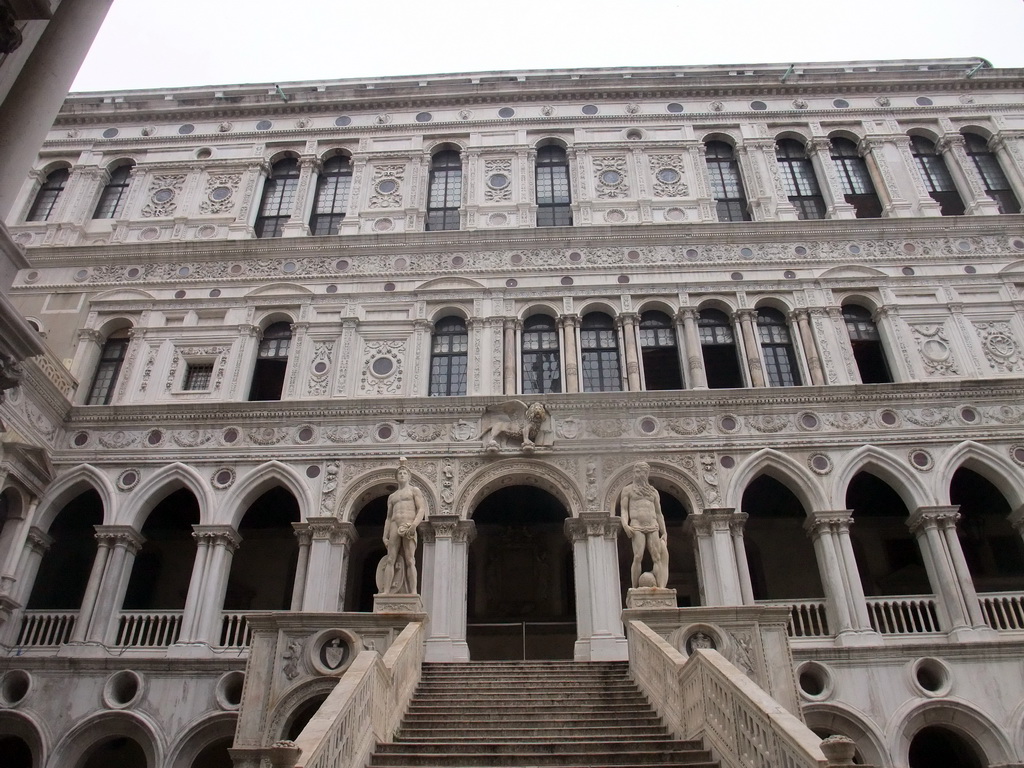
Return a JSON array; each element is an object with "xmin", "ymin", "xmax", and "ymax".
[
  {"xmin": 373, "ymin": 593, "xmax": 423, "ymax": 613},
  {"xmin": 625, "ymin": 587, "xmax": 677, "ymax": 609}
]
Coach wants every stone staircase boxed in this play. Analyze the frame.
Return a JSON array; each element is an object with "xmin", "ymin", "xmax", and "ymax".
[{"xmin": 368, "ymin": 660, "xmax": 719, "ymax": 768}]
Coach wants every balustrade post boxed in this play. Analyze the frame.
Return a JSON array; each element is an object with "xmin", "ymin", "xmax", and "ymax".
[
  {"xmin": 421, "ymin": 516, "xmax": 475, "ymax": 662},
  {"xmin": 565, "ymin": 513, "xmax": 628, "ymax": 661}
]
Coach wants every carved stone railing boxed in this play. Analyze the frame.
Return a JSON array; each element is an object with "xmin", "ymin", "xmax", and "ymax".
[
  {"xmin": 978, "ymin": 591, "xmax": 1024, "ymax": 631},
  {"xmin": 760, "ymin": 599, "xmax": 831, "ymax": 638},
  {"xmin": 865, "ymin": 595, "xmax": 940, "ymax": 634},
  {"xmin": 627, "ymin": 620, "xmax": 829, "ymax": 768},
  {"xmin": 219, "ymin": 611, "xmax": 253, "ymax": 648},
  {"xmin": 115, "ymin": 611, "xmax": 182, "ymax": 647},
  {"xmin": 16, "ymin": 610, "xmax": 76, "ymax": 646},
  {"xmin": 290, "ymin": 620, "xmax": 425, "ymax": 768}
]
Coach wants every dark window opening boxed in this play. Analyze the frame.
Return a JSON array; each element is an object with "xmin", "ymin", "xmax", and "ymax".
[
  {"xmin": 580, "ymin": 312, "xmax": 621, "ymax": 392},
  {"xmin": 255, "ymin": 158, "xmax": 300, "ymax": 238},
  {"xmin": 248, "ymin": 322, "xmax": 291, "ymax": 401},
  {"xmin": 910, "ymin": 135, "xmax": 965, "ymax": 215},
  {"xmin": 951, "ymin": 468, "xmax": 1024, "ymax": 591},
  {"xmin": 225, "ymin": 487, "xmax": 299, "ymax": 611},
  {"xmin": 705, "ymin": 141, "xmax": 750, "ymax": 221},
  {"xmin": 93, "ymin": 163, "xmax": 134, "ymax": 219},
  {"xmin": 87, "ymin": 331, "xmax": 130, "ymax": 405},
  {"xmin": 81, "ymin": 737, "xmax": 147, "ymax": 768},
  {"xmin": 639, "ymin": 310, "xmax": 683, "ymax": 389},
  {"xmin": 776, "ymin": 139, "xmax": 825, "ymax": 219},
  {"xmin": 908, "ymin": 726, "xmax": 984, "ymax": 768},
  {"xmin": 429, "ymin": 315, "xmax": 468, "ymax": 396},
  {"xmin": 964, "ymin": 132, "xmax": 1021, "ymax": 214},
  {"xmin": 184, "ymin": 363, "xmax": 214, "ymax": 391},
  {"xmin": 309, "ymin": 154, "xmax": 352, "ymax": 235},
  {"xmin": 425, "ymin": 150, "xmax": 462, "ymax": 231},
  {"xmin": 123, "ymin": 488, "xmax": 200, "ymax": 610},
  {"xmin": 830, "ymin": 138, "xmax": 882, "ymax": 218},
  {"xmin": 536, "ymin": 145, "xmax": 572, "ymax": 227},
  {"xmin": 522, "ymin": 315, "xmax": 561, "ymax": 394},
  {"xmin": 698, "ymin": 308, "xmax": 743, "ymax": 388},
  {"xmin": 843, "ymin": 304, "xmax": 892, "ymax": 383},
  {"xmin": 27, "ymin": 490, "xmax": 104, "ymax": 610},
  {"xmin": 757, "ymin": 308, "xmax": 802, "ymax": 387},
  {"xmin": 28, "ymin": 167, "xmax": 69, "ymax": 221}
]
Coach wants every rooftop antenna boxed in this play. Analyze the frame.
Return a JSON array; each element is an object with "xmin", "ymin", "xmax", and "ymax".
[
  {"xmin": 964, "ymin": 62, "xmax": 986, "ymax": 79},
  {"xmin": 274, "ymin": 84, "xmax": 290, "ymax": 102},
  {"xmin": 781, "ymin": 64, "xmax": 795, "ymax": 83}
]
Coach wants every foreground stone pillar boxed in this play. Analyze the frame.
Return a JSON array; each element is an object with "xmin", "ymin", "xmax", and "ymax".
[
  {"xmin": 677, "ymin": 308, "xmax": 707, "ymax": 389},
  {"xmin": 805, "ymin": 511, "xmax": 876, "ymax": 642},
  {"xmin": 421, "ymin": 515, "xmax": 474, "ymax": 661},
  {"xmin": 618, "ymin": 313, "xmax": 641, "ymax": 391},
  {"xmin": 566, "ymin": 513, "xmax": 628, "ymax": 660},
  {"xmin": 691, "ymin": 509, "xmax": 746, "ymax": 606},
  {"xmin": 296, "ymin": 518, "xmax": 356, "ymax": 612},
  {"xmin": 81, "ymin": 526, "xmax": 144, "ymax": 644},
  {"xmin": 734, "ymin": 310, "xmax": 765, "ymax": 387}
]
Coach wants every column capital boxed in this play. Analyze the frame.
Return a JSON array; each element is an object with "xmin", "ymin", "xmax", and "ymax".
[
  {"xmin": 935, "ymin": 134, "xmax": 967, "ymax": 154},
  {"xmin": 677, "ymin": 307, "xmax": 699, "ymax": 322},
  {"xmin": 689, "ymin": 508, "xmax": 737, "ymax": 535},
  {"xmin": 788, "ymin": 308, "xmax": 811, "ymax": 322},
  {"xmin": 807, "ymin": 137, "xmax": 832, "ymax": 155},
  {"xmin": 77, "ymin": 328, "xmax": 104, "ymax": 344},
  {"xmin": 564, "ymin": 512, "xmax": 620, "ymax": 541},
  {"xmin": 193, "ymin": 525, "xmax": 242, "ymax": 551},
  {"xmin": 908, "ymin": 505, "xmax": 960, "ymax": 534},
  {"xmin": 1009, "ymin": 504, "xmax": 1024, "ymax": 533},
  {"xmin": 94, "ymin": 525, "xmax": 145, "ymax": 553},
  {"xmin": 297, "ymin": 517, "xmax": 357, "ymax": 546},
  {"xmin": 419, "ymin": 515, "xmax": 476, "ymax": 543},
  {"xmin": 558, "ymin": 314, "xmax": 580, "ymax": 329},
  {"xmin": 804, "ymin": 509, "xmax": 854, "ymax": 536},
  {"xmin": 733, "ymin": 308, "xmax": 756, "ymax": 323},
  {"xmin": 26, "ymin": 526, "xmax": 54, "ymax": 553}
]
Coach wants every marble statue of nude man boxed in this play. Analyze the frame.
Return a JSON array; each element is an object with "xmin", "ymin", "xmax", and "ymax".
[
  {"xmin": 619, "ymin": 461, "xmax": 669, "ymax": 588},
  {"xmin": 379, "ymin": 459, "xmax": 427, "ymax": 594}
]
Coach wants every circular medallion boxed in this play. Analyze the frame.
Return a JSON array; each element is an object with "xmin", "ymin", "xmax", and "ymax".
[{"xmin": 656, "ymin": 168, "xmax": 680, "ymax": 184}]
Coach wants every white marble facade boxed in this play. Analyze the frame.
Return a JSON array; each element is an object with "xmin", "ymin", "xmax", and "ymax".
[{"xmin": 1, "ymin": 58, "xmax": 1024, "ymax": 767}]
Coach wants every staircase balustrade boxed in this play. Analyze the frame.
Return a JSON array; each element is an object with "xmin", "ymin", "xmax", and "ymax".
[
  {"xmin": 16, "ymin": 610, "xmax": 76, "ymax": 646},
  {"xmin": 865, "ymin": 596, "xmax": 940, "ymax": 634},
  {"xmin": 627, "ymin": 619, "xmax": 829, "ymax": 768},
  {"xmin": 289, "ymin": 620, "xmax": 425, "ymax": 768},
  {"xmin": 219, "ymin": 611, "xmax": 253, "ymax": 648}
]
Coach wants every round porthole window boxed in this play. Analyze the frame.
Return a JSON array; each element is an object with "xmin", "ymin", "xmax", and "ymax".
[
  {"xmin": 210, "ymin": 186, "xmax": 232, "ymax": 201},
  {"xmin": 377, "ymin": 179, "xmax": 398, "ymax": 194},
  {"xmin": 371, "ymin": 357, "xmax": 394, "ymax": 377},
  {"xmin": 581, "ymin": 104, "xmax": 599, "ymax": 115},
  {"xmin": 487, "ymin": 173, "xmax": 509, "ymax": 189},
  {"xmin": 600, "ymin": 170, "xmax": 623, "ymax": 185},
  {"xmin": 498, "ymin": 107, "xmax": 515, "ymax": 118},
  {"xmin": 667, "ymin": 102, "xmax": 684, "ymax": 113},
  {"xmin": 335, "ymin": 116, "xmax": 352, "ymax": 127},
  {"xmin": 656, "ymin": 168, "xmax": 680, "ymax": 184},
  {"xmin": 178, "ymin": 123, "xmax": 195, "ymax": 135},
  {"xmin": 255, "ymin": 120, "xmax": 272, "ymax": 131},
  {"xmin": 153, "ymin": 188, "xmax": 175, "ymax": 203}
]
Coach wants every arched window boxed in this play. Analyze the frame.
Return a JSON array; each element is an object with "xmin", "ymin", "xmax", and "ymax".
[
  {"xmin": 705, "ymin": 141, "xmax": 750, "ymax": 222},
  {"xmin": 535, "ymin": 145, "xmax": 572, "ymax": 227},
  {"xmin": 249, "ymin": 322, "xmax": 291, "ymax": 401},
  {"xmin": 910, "ymin": 135, "xmax": 965, "ymax": 215},
  {"xmin": 639, "ymin": 310, "xmax": 683, "ymax": 390},
  {"xmin": 698, "ymin": 309, "xmax": 743, "ymax": 389},
  {"xmin": 27, "ymin": 167, "xmax": 69, "ymax": 221},
  {"xmin": 843, "ymin": 304, "xmax": 892, "ymax": 384},
  {"xmin": 757, "ymin": 308, "xmax": 801, "ymax": 387},
  {"xmin": 830, "ymin": 138, "xmax": 882, "ymax": 218},
  {"xmin": 255, "ymin": 158, "xmax": 300, "ymax": 238},
  {"xmin": 93, "ymin": 163, "xmax": 134, "ymax": 219},
  {"xmin": 426, "ymin": 150, "xmax": 462, "ymax": 231},
  {"xmin": 775, "ymin": 139, "xmax": 825, "ymax": 219},
  {"xmin": 580, "ymin": 312, "xmax": 621, "ymax": 392},
  {"xmin": 86, "ymin": 330, "xmax": 130, "ymax": 405},
  {"xmin": 309, "ymin": 155, "xmax": 352, "ymax": 235},
  {"xmin": 521, "ymin": 315, "xmax": 561, "ymax": 394},
  {"xmin": 429, "ymin": 316, "xmax": 468, "ymax": 396},
  {"xmin": 964, "ymin": 132, "xmax": 1021, "ymax": 214}
]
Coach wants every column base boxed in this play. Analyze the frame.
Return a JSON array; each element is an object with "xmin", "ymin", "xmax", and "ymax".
[
  {"xmin": 625, "ymin": 587, "xmax": 677, "ymax": 609},
  {"xmin": 424, "ymin": 636, "xmax": 471, "ymax": 662},
  {"xmin": 946, "ymin": 624, "xmax": 1000, "ymax": 643},
  {"xmin": 373, "ymin": 593, "xmax": 424, "ymax": 613},
  {"xmin": 574, "ymin": 632, "xmax": 628, "ymax": 661},
  {"xmin": 834, "ymin": 629, "xmax": 883, "ymax": 647}
]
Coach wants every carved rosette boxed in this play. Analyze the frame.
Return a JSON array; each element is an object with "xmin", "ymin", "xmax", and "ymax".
[
  {"xmin": 368, "ymin": 165, "xmax": 405, "ymax": 208},
  {"xmin": 973, "ymin": 320, "xmax": 1022, "ymax": 372},
  {"xmin": 199, "ymin": 172, "xmax": 242, "ymax": 214},
  {"xmin": 593, "ymin": 157, "xmax": 630, "ymax": 199},
  {"xmin": 910, "ymin": 322, "xmax": 962, "ymax": 375},
  {"xmin": 648, "ymin": 154, "xmax": 688, "ymax": 197},
  {"xmin": 141, "ymin": 174, "xmax": 186, "ymax": 217}
]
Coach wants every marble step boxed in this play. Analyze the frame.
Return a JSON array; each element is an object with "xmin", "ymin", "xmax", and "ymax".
[
  {"xmin": 369, "ymin": 751, "xmax": 716, "ymax": 767},
  {"xmin": 379, "ymin": 740, "xmax": 708, "ymax": 756},
  {"xmin": 395, "ymin": 726, "xmax": 671, "ymax": 741}
]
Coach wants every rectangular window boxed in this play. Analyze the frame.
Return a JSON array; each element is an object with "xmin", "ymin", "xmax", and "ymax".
[{"xmin": 184, "ymin": 363, "xmax": 214, "ymax": 391}]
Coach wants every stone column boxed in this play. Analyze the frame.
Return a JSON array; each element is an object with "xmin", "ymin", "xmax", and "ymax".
[
  {"xmin": 807, "ymin": 137, "xmax": 857, "ymax": 219},
  {"xmin": 988, "ymin": 131, "xmax": 1024, "ymax": 205},
  {"xmin": 503, "ymin": 318, "xmax": 518, "ymax": 395},
  {"xmin": 677, "ymin": 308, "xmax": 707, "ymax": 389},
  {"xmin": 80, "ymin": 526, "xmax": 145, "ymax": 644},
  {"xmin": 691, "ymin": 509, "xmax": 746, "ymax": 606},
  {"xmin": 560, "ymin": 314, "xmax": 580, "ymax": 394},
  {"xmin": 734, "ymin": 310, "xmax": 765, "ymax": 387},
  {"xmin": 296, "ymin": 518, "xmax": 356, "ymax": 612},
  {"xmin": 281, "ymin": 154, "xmax": 320, "ymax": 237},
  {"xmin": 0, "ymin": 0, "xmax": 117, "ymax": 219},
  {"xmin": 228, "ymin": 161, "xmax": 270, "ymax": 238},
  {"xmin": 290, "ymin": 525, "xmax": 312, "ymax": 611},
  {"xmin": 936, "ymin": 134, "xmax": 1002, "ymax": 216},
  {"xmin": 791, "ymin": 309, "xmax": 825, "ymax": 385},
  {"xmin": 1, "ymin": 527, "xmax": 51, "ymax": 645},
  {"xmin": 618, "ymin": 312, "xmax": 642, "ymax": 391},
  {"xmin": 175, "ymin": 526, "xmax": 241, "ymax": 646},
  {"xmin": 565, "ymin": 513, "xmax": 628, "ymax": 661},
  {"xmin": 0, "ymin": 496, "xmax": 31, "ymax": 596},
  {"xmin": 858, "ymin": 136, "xmax": 910, "ymax": 217},
  {"xmin": 69, "ymin": 328, "xmax": 104, "ymax": 403},
  {"xmin": 743, "ymin": 139, "xmax": 800, "ymax": 221},
  {"xmin": 730, "ymin": 512, "xmax": 755, "ymax": 605},
  {"xmin": 893, "ymin": 135, "xmax": 944, "ymax": 217},
  {"xmin": 421, "ymin": 516, "xmax": 475, "ymax": 662},
  {"xmin": 908, "ymin": 506, "xmax": 992, "ymax": 639},
  {"xmin": 805, "ymin": 511, "xmax": 875, "ymax": 641}
]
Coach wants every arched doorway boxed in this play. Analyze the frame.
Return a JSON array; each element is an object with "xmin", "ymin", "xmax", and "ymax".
[
  {"xmin": 189, "ymin": 737, "xmax": 232, "ymax": 768},
  {"xmin": 908, "ymin": 725, "xmax": 984, "ymax": 768},
  {"xmin": 224, "ymin": 488, "xmax": 299, "ymax": 610},
  {"xmin": 467, "ymin": 486, "xmax": 574, "ymax": 659},
  {"xmin": 0, "ymin": 734, "xmax": 33, "ymax": 768},
  {"xmin": 80, "ymin": 736, "xmax": 147, "ymax": 768},
  {"xmin": 742, "ymin": 475, "xmax": 823, "ymax": 600}
]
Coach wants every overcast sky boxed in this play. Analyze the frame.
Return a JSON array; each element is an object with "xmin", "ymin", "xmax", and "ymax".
[{"xmin": 72, "ymin": 0, "xmax": 1024, "ymax": 92}]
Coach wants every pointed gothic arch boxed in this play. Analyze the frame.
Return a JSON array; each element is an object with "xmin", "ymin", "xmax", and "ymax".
[
  {"xmin": 832, "ymin": 446, "xmax": 932, "ymax": 512},
  {"xmin": 455, "ymin": 460, "xmax": 583, "ymax": 520},
  {"xmin": 221, "ymin": 461, "xmax": 313, "ymax": 528},
  {"xmin": 119, "ymin": 462, "xmax": 212, "ymax": 529},
  {"xmin": 727, "ymin": 448, "xmax": 827, "ymax": 513}
]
